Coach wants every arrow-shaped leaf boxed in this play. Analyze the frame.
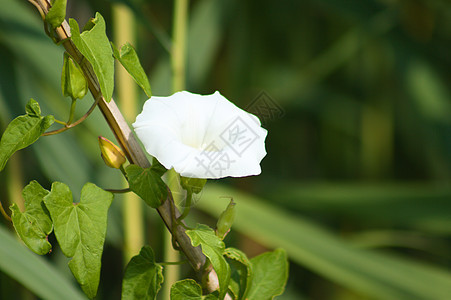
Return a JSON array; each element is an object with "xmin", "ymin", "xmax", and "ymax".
[
  {"xmin": 44, "ymin": 182, "xmax": 113, "ymax": 299},
  {"xmin": 112, "ymin": 42, "xmax": 152, "ymax": 97},
  {"xmin": 69, "ymin": 13, "xmax": 114, "ymax": 102}
]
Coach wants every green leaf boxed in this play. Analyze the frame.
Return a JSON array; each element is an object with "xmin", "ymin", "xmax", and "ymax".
[
  {"xmin": 45, "ymin": 0, "xmax": 67, "ymax": 29},
  {"xmin": 62, "ymin": 52, "xmax": 88, "ymax": 100},
  {"xmin": 10, "ymin": 181, "xmax": 52, "ymax": 255},
  {"xmin": 0, "ymin": 226, "xmax": 86, "ymax": 300},
  {"xmin": 0, "ymin": 99, "xmax": 54, "ymax": 171},
  {"xmin": 170, "ymin": 279, "xmax": 217, "ymax": 300},
  {"xmin": 43, "ymin": 182, "xmax": 113, "ymax": 299},
  {"xmin": 186, "ymin": 224, "xmax": 230, "ymax": 299},
  {"xmin": 224, "ymin": 247, "xmax": 253, "ymax": 300},
  {"xmin": 125, "ymin": 164, "xmax": 168, "ymax": 208},
  {"xmin": 122, "ymin": 246, "xmax": 163, "ymax": 300},
  {"xmin": 69, "ymin": 13, "xmax": 114, "ymax": 102},
  {"xmin": 25, "ymin": 98, "xmax": 41, "ymax": 116},
  {"xmin": 247, "ymin": 249, "xmax": 288, "ymax": 300},
  {"xmin": 112, "ymin": 42, "xmax": 152, "ymax": 97}
]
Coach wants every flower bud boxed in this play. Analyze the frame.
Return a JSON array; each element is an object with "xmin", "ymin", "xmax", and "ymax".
[
  {"xmin": 62, "ymin": 52, "xmax": 88, "ymax": 100},
  {"xmin": 216, "ymin": 199, "xmax": 236, "ymax": 239},
  {"xmin": 98, "ymin": 136, "xmax": 126, "ymax": 169},
  {"xmin": 180, "ymin": 176, "xmax": 207, "ymax": 194}
]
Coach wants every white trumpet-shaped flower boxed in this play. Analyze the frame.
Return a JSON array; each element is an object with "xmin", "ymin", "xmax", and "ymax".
[{"xmin": 133, "ymin": 91, "xmax": 267, "ymax": 179}]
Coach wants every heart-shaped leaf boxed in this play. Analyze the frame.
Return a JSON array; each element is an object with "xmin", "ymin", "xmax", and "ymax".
[
  {"xmin": 69, "ymin": 13, "xmax": 114, "ymax": 102},
  {"xmin": 44, "ymin": 182, "xmax": 113, "ymax": 299}
]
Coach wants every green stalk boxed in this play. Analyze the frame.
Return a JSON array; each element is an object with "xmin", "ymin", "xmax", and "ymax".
[
  {"xmin": 163, "ymin": 0, "xmax": 189, "ymax": 297},
  {"xmin": 171, "ymin": 0, "xmax": 188, "ymax": 93},
  {"xmin": 112, "ymin": 3, "xmax": 145, "ymax": 263},
  {"xmin": 67, "ymin": 98, "xmax": 76, "ymax": 125}
]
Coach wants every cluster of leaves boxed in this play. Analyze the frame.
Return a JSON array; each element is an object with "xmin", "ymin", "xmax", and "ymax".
[
  {"xmin": 0, "ymin": 2, "xmax": 289, "ymax": 299},
  {"xmin": 10, "ymin": 180, "xmax": 112, "ymax": 298},
  {"xmin": 122, "ymin": 225, "xmax": 288, "ymax": 300}
]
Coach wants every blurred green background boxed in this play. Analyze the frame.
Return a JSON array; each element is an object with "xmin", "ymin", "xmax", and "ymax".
[{"xmin": 1, "ymin": 0, "xmax": 451, "ymax": 299}]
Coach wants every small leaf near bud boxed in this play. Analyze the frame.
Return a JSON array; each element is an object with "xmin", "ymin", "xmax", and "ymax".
[
  {"xmin": 98, "ymin": 136, "xmax": 126, "ymax": 169},
  {"xmin": 62, "ymin": 52, "xmax": 88, "ymax": 100},
  {"xmin": 82, "ymin": 18, "xmax": 96, "ymax": 32},
  {"xmin": 180, "ymin": 177, "xmax": 207, "ymax": 194},
  {"xmin": 216, "ymin": 198, "xmax": 236, "ymax": 239}
]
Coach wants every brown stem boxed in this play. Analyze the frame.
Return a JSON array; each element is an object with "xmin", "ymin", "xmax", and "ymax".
[{"xmin": 31, "ymin": 0, "xmax": 213, "ymax": 285}]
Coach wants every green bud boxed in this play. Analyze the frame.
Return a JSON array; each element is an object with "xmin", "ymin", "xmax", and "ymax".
[
  {"xmin": 45, "ymin": 0, "xmax": 67, "ymax": 29},
  {"xmin": 61, "ymin": 52, "xmax": 88, "ymax": 100},
  {"xmin": 180, "ymin": 177, "xmax": 207, "ymax": 194},
  {"xmin": 216, "ymin": 199, "xmax": 236, "ymax": 239},
  {"xmin": 98, "ymin": 136, "xmax": 126, "ymax": 169}
]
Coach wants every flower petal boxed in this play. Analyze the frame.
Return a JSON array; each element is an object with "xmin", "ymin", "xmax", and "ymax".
[{"xmin": 133, "ymin": 91, "xmax": 267, "ymax": 179}]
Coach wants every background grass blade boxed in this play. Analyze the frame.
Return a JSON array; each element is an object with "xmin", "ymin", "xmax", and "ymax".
[
  {"xmin": 0, "ymin": 226, "xmax": 86, "ymax": 300},
  {"xmin": 199, "ymin": 184, "xmax": 451, "ymax": 300}
]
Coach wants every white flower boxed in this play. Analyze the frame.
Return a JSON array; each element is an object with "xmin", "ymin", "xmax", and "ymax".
[{"xmin": 132, "ymin": 91, "xmax": 267, "ymax": 179}]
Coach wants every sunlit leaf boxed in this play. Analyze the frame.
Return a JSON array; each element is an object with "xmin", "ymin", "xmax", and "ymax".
[
  {"xmin": 44, "ymin": 182, "xmax": 113, "ymax": 298},
  {"xmin": 69, "ymin": 13, "xmax": 114, "ymax": 102},
  {"xmin": 112, "ymin": 42, "xmax": 151, "ymax": 97},
  {"xmin": 247, "ymin": 249, "xmax": 288, "ymax": 300}
]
